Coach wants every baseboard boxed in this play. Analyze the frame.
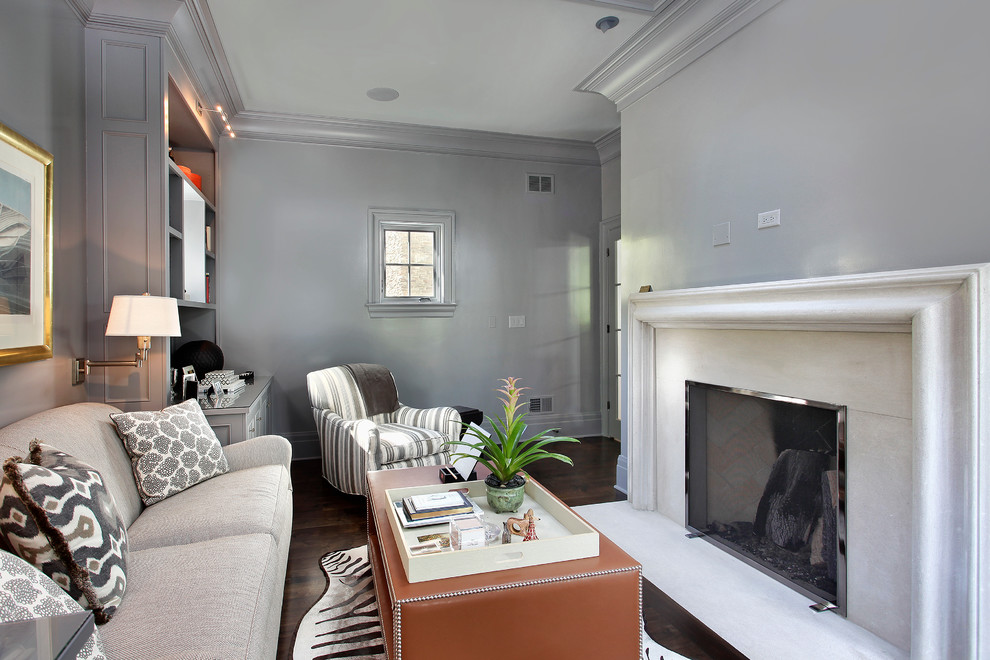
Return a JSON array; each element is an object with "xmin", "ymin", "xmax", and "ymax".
[
  {"xmin": 516, "ymin": 411, "xmax": 603, "ymax": 439},
  {"xmin": 283, "ymin": 432, "xmax": 321, "ymax": 461},
  {"xmin": 282, "ymin": 411, "xmax": 603, "ymax": 462},
  {"xmin": 615, "ymin": 454, "xmax": 628, "ymax": 494}
]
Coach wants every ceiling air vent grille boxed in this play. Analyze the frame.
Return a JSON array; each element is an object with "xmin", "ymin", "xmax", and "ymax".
[
  {"xmin": 527, "ymin": 174, "xmax": 554, "ymax": 194},
  {"xmin": 529, "ymin": 396, "xmax": 553, "ymax": 414}
]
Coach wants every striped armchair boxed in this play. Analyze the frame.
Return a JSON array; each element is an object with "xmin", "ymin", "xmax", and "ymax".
[{"xmin": 306, "ymin": 364, "xmax": 461, "ymax": 495}]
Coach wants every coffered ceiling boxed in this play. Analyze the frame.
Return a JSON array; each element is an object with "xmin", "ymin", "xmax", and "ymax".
[{"xmin": 204, "ymin": 0, "xmax": 653, "ymax": 142}]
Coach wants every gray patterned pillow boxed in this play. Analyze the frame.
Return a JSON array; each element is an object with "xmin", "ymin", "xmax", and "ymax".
[
  {"xmin": 0, "ymin": 442, "xmax": 128, "ymax": 624},
  {"xmin": 0, "ymin": 549, "xmax": 106, "ymax": 659},
  {"xmin": 110, "ymin": 398, "xmax": 229, "ymax": 505}
]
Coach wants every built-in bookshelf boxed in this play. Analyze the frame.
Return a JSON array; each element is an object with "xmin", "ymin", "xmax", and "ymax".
[{"xmin": 166, "ymin": 77, "xmax": 219, "ymax": 362}]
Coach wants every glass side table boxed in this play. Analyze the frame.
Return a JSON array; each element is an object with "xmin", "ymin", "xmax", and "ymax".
[{"xmin": 0, "ymin": 611, "xmax": 95, "ymax": 660}]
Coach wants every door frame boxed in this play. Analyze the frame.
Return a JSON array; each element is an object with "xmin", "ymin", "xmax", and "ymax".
[{"xmin": 599, "ymin": 215, "xmax": 621, "ymax": 440}]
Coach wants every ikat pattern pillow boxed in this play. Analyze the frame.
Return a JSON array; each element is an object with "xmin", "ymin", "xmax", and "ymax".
[
  {"xmin": 110, "ymin": 398, "xmax": 229, "ymax": 506},
  {"xmin": 0, "ymin": 442, "xmax": 128, "ymax": 624},
  {"xmin": 0, "ymin": 549, "xmax": 107, "ymax": 659}
]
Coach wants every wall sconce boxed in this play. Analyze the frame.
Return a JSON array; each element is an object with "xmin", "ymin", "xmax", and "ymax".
[
  {"xmin": 197, "ymin": 102, "xmax": 236, "ymax": 138},
  {"xmin": 73, "ymin": 294, "xmax": 181, "ymax": 386}
]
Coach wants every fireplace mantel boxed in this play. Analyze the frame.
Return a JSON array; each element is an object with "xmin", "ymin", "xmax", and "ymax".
[{"xmin": 627, "ymin": 264, "xmax": 989, "ymax": 658}]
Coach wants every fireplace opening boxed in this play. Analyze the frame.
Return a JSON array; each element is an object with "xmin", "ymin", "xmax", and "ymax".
[{"xmin": 685, "ymin": 381, "xmax": 847, "ymax": 613}]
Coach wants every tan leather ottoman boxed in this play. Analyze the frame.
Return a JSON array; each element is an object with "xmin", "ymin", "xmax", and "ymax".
[{"xmin": 367, "ymin": 467, "xmax": 642, "ymax": 660}]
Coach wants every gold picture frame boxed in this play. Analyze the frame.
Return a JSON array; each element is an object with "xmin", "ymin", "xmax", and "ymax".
[{"xmin": 0, "ymin": 121, "xmax": 53, "ymax": 366}]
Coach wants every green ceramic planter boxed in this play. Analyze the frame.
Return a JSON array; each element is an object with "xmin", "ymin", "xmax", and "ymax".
[{"xmin": 485, "ymin": 474, "xmax": 526, "ymax": 513}]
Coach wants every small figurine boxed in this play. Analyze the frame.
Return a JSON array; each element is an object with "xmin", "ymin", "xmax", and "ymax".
[{"xmin": 506, "ymin": 508, "xmax": 540, "ymax": 542}]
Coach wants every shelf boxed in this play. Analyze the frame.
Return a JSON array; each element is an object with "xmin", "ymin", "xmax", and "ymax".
[
  {"xmin": 205, "ymin": 250, "xmax": 216, "ymax": 259},
  {"xmin": 168, "ymin": 160, "xmax": 216, "ymax": 212},
  {"xmin": 168, "ymin": 226, "xmax": 183, "ymax": 239},
  {"xmin": 176, "ymin": 299, "xmax": 216, "ymax": 310}
]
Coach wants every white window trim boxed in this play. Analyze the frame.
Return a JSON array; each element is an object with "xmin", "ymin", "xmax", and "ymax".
[{"xmin": 367, "ymin": 208, "xmax": 456, "ymax": 318}]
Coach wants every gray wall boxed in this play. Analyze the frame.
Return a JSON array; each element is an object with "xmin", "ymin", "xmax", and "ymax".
[
  {"xmin": 621, "ymin": 0, "xmax": 990, "ymax": 294},
  {"xmin": 218, "ymin": 138, "xmax": 602, "ymax": 456},
  {"xmin": 0, "ymin": 0, "xmax": 87, "ymax": 427},
  {"xmin": 617, "ymin": 0, "xmax": 990, "ymax": 488}
]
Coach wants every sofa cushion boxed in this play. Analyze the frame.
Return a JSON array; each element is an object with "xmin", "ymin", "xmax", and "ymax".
[
  {"xmin": 110, "ymin": 399, "xmax": 229, "ymax": 506},
  {"xmin": 0, "ymin": 549, "xmax": 106, "ymax": 659},
  {"xmin": 126, "ymin": 464, "xmax": 291, "ymax": 551},
  {"xmin": 99, "ymin": 533, "xmax": 283, "ymax": 660},
  {"xmin": 377, "ymin": 423, "xmax": 448, "ymax": 464},
  {"xmin": 0, "ymin": 442, "xmax": 128, "ymax": 623},
  {"xmin": 0, "ymin": 403, "xmax": 143, "ymax": 529}
]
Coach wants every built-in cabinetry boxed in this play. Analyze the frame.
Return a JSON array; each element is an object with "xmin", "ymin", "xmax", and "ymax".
[
  {"xmin": 166, "ymin": 78, "xmax": 219, "ymax": 359},
  {"xmin": 84, "ymin": 27, "xmax": 221, "ymax": 411},
  {"xmin": 201, "ymin": 377, "xmax": 272, "ymax": 445}
]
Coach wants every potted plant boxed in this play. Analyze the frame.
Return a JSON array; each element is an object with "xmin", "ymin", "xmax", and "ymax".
[{"xmin": 449, "ymin": 377, "xmax": 580, "ymax": 513}]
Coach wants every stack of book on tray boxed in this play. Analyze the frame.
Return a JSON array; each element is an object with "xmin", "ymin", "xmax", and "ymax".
[{"xmin": 402, "ymin": 491, "xmax": 474, "ymax": 522}]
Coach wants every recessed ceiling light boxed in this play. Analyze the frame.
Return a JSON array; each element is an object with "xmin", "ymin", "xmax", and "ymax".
[
  {"xmin": 596, "ymin": 16, "xmax": 619, "ymax": 33},
  {"xmin": 367, "ymin": 87, "xmax": 400, "ymax": 102}
]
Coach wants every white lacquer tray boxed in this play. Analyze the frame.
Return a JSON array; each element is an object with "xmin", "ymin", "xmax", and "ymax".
[{"xmin": 384, "ymin": 478, "xmax": 599, "ymax": 583}]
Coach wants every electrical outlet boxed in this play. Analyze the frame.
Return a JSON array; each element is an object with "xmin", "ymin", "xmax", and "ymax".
[
  {"xmin": 488, "ymin": 315, "xmax": 497, "ymax": 328},
  {"xmin": 758, "ymin": 209, "xmax": 781, "ymax": 229},
  {"xmin": 713, "ymin": 222, "xmax": 730, "ymax": 246}
]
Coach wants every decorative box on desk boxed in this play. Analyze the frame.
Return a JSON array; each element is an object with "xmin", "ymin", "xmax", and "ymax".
[{"xmin": 200, "ymin": 375, "xmax": 271, "ymax": 445}]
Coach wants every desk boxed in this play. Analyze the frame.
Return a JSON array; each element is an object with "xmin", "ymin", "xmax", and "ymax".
[
  {"xmin": 200, "ymin": 376, "xmax": 272, "ymax": 445},
  {"xmin": 367, "ymin": 466, "xmax": 642, "ymax": 659}
]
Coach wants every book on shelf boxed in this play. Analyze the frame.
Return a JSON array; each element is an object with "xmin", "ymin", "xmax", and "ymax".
[{"xmin": 402, "ymin": 491, "xmax": 474, "ymax": 520}]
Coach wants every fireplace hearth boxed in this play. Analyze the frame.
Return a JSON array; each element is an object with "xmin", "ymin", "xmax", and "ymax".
[{"xmin": 685, "ymin": 382, "xmax": 845, "ymax": 611}]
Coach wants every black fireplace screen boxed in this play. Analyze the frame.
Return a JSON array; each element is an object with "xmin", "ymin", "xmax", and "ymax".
[{"xmin": 685, "ymin": 381, "xmax": 846, "ymax": 613}]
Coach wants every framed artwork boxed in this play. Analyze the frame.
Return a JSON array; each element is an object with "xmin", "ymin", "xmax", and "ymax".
[{"xmin": 0, "ymin": 121, "xmax": 53, "ymax": 366}]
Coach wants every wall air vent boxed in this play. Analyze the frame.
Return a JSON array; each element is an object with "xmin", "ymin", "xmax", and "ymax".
[
  {"xmin": 527, "ymin": 174, "xmax": 554, "ymax": 194},
  {"xmin": 529, "ymin": 396, "xmax": 553, "ymax": 413}
]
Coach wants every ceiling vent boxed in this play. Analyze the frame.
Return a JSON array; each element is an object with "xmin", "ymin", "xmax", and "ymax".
[
  {"xmin": 529, "ymin": 396, "xmax": 553, "ymax": 414},
  {"xmin": 527, "ymin": 174, "xmax": 554, "ymax": 194}
]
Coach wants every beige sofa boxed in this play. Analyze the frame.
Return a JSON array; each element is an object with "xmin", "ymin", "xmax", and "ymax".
[{"xmin": 0, "ymin": 402, "xmax": 293, "ymax": 659}]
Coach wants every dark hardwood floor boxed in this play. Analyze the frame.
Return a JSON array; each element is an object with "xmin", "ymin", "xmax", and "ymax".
[{"xmin": 277, "ymin": 438, "xmax": 747, "ymax": 660}]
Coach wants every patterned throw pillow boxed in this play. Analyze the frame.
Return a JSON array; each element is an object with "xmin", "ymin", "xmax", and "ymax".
[
  {"xmin": 110, "ymin": 398, "xmax": 229, "ymax": 506},
  {"xmin": 0, "ymin": 442, "xmax": 128, "ymax": 624},
  {"xmin": 0, "ymin": 549, "xmax": 107, "ymax": 659}
]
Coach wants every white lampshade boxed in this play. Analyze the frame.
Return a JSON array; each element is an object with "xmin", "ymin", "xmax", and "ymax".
[{"xmin": 105, "ymin": 295, "xmax": 181, "ymax": 337}]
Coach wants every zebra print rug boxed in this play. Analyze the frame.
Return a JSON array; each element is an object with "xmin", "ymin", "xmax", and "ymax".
[
  {"xmin": 292, "ymin": 546, "xmax": 385, "ymax": 660},
  {"xmin": 292, "ymin": 545, "xmax": 682, "ymax": 660}
]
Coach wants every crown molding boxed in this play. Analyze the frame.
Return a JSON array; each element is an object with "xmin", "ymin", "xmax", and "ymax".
[
  {"xmin": 67, "ymin": 0, "xmax": 182, "ymax": 35},
  {"xmin": 234, "ymin": 111, "xmax": 603, "ymax": 166},
  {"xmin": 566, "ymin": 0, "xmax": 673, "ymax": 12},
  {"xmin": 67, "ymin": 0, "xmax": 604, "ymax": 166},
  {"xmin": 595, "ymin": 128, "xmax": 621, "ymax": 164},
  {"xmin": 576, "ymin": 0, "xmax": 783, "ymax": 111},
  {"xmin": 170, "ymin": 0, "xmax": 243, "ymax": 113}
]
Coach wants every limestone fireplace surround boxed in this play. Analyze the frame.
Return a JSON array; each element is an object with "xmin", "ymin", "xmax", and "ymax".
[{"xmin": 627, "ymin": 264, "xmax": 988, "ymax": 658}]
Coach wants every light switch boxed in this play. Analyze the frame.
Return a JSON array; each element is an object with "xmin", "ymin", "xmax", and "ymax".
[
  {"xmin": 508, "ymin": 315, "xmax": 526, "ymax": 328},
  {"xmin": 488, "ymin": 315, "xmax": 497, "ymax": 328}
]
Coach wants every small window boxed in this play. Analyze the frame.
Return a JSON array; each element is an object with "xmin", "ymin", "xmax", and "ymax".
[{"xmin": 368, "ymin": 209, "xmax": 455, "ymax": 318}]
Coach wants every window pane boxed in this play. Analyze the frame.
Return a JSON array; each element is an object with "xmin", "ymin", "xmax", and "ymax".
[
  {"xmin": 385, "ymin": 265, "xmax": 409, "ymax": 297},
  {"xmin": 408, "ymin": 231, "xmax": 434, "ymax": 265},
  {"xmin": 409, "ymin": 266, "xmax": 435, "ymax": 298},
  {"xmin": 384, "ymin": 231, "xmax": 408, "ymax": 264}
]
